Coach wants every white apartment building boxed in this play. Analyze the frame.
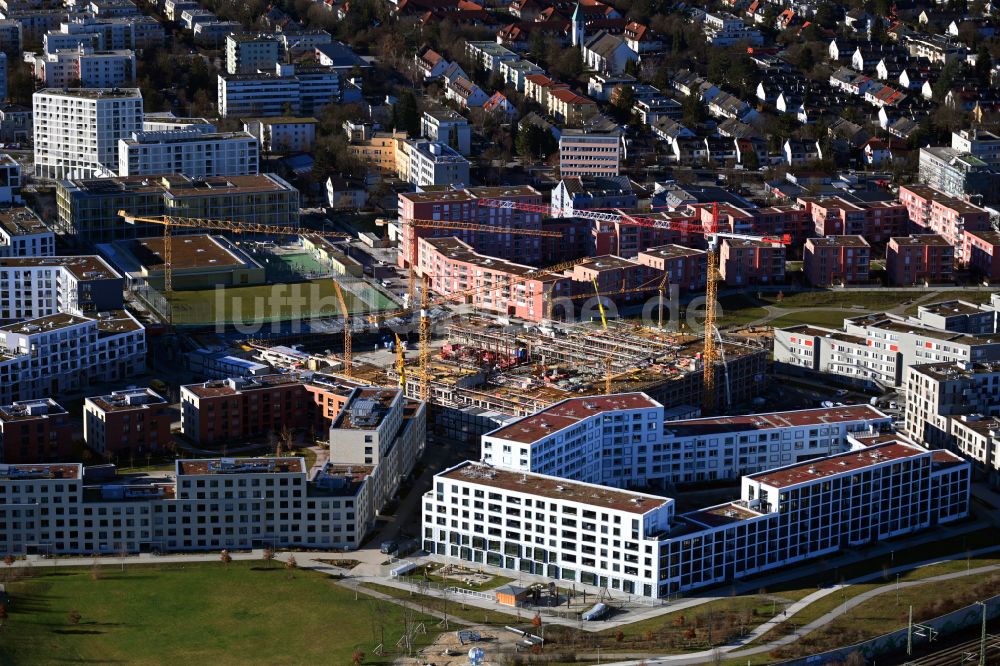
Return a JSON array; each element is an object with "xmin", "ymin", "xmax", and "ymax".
[
  {"xmin": 904, "ymin": 359, "xmax": 1000, "ymax": 451},
  {"xmin": 0, "ymin": 255, "xmax": 124, "ymax": 320},
  {"xmin": 424, "ymin": 461, "xmax": 674, "ymax": 596},
  {"xmin": 421, "ymin": 107, "xmax": 471, "ymax": 156},
  {"xmin": 702, "ymin": 12, "xmax": 763, "ymax": 46},
  {"xmin": 33, "ymin": 47, "xmax": 136, "ymax": 88},
  {"xmin": 217, "ymin": 64, "xmax": 341, "ymax": 118},
  {"xmin": 0, "ymin": 153, "xmax": 21, "ymax": 203},
  {"xmin": 0, "ymin": 458, "xmax": 366, "ymax": 555},
  {"xmin": 0, "ymin": 309, "xmax": 146, "ymax": 404},
  {"xmin": 0, "ymin": 208, "xmax": 54, "ymax": 257},
  {"xmin": 33, "ymin": 87, "xmax": 143, "ymax": 179},
  {"xmin": 775, "ymin": 306, "xmax": 1000, "ymax": 388},
  {"xmin": 243, "ymin": 117, "xmax": 317, "ymax": 153},
  {"xmin": 117, "ymin": 130, "xmax": 260, "ymax": 177},
  {"xmin": 0, "ymin": 389, "xmax": 427, "ymax": 555},
  {"xmin": 398, "ymin": 140, "xmax": 470, "ymax": 188},
  {"xmin": 426, "ymin": 438, "xmax": 969, "ymax": 597},
  {"xmin": 225, "ymin": 34, "xmax": 281, "ymax": 74},
  {"xmin": 481, "ymin": 393, "xmax": 891, "ymax": 488},
  {"xmin": 949, "ymin": 415, "xmax": 1000, "ymax": 484},
  {"xmin": 559, "ymin": 129, "xmax": 621, "ymax": 178}
]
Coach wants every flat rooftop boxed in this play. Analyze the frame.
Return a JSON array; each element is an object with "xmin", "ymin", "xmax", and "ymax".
[
  {"xmin": 183, "ymin": 374, "xmax": 301, "ymax": 399},
  {"xmin": 0, "ymin": 398, "xmax": 66, "ymax": 421},
  {"xmin": 37, "ymin": 87, "xmax": 141, "ymax": 99},
  {"xmin": 683, "ymin": 501, "xmax": 763, "ymax": 528},
  {"xmin": 964, "ymin": 230, "xmax": 1000, "ymax": 245},
  {"xmin": 425, "ymin": 237, "xmax": 539, "ymax": 278},
  {"xmin": 664, "ymin": 405, "xmax": 889, "ymax": 438},
  {"xmin": 178, "ymin": 457, "xmax": 305, "ymax": 476},
  {"xmin": 891, "ymin": 234, "xmax": 952, "ymax": 247},
  {"xmin": 125, "ymin": 234, "xmax": 246, "ymax": 271},
  {"xmin": 919, "ymin": 300, "xmax": 987, "ymax": 317},
  {"xmin": 849, "ymin": 316, "xmax": 995, "ymax": 345},
  {"xmin": 489, "ymin": 393, "xmax": 661, "ymax": 444},
  {"xmin": 639, "ymin": 245, "xmax": 705, "ymax": 260},
  {"xmin": 0, "ymin": 208, "xmax": 49, "ymax": 237},
  {"xmin": 87, "ymin": 388, "xmax": 166, "ymax": 412},
  {"xmin": 94, "ymin": 310, "xmax": 144, "ymax": 336},
  {"xmin": 575, "ymin": 256, "xmax": 641, "ymax": 272},
  {"xmin": 3, "ymin": 312, "xmax": 90, "ymax": 335},
  {"xmin": 909, "ymin": 360, "xmax": 1000, "ymax": 381},
  {"xmin": 310, "ymin": 463, "xmax": 372, "ymax": 496},
  {"xmin": 0, "ymin": 463, "xmax": 81, "ymax": 480},
  {"xmin": 442, "ymin": 461, "xmax": 668, "ymax": 514},
  {"xmin": 67, "ymin": 174, "xmax": 293, "ymax": 197},
  {"xmin": 333, "ymin": 388, "xmax": 399, "ymax": 430},
  {"xmin": 783, "ymin": 324, "xmax": 863, "ymax": 345},
  {"xmin": 0, "ymin": 255, "xmax": 119, "ymax": 281},
  {"xmin": 807, "ymin": 235, "xmax": 870, "ymax": 248},
  {"xmin": 750, "ymin": 442, "xmax": 925, "ymax": 489}
]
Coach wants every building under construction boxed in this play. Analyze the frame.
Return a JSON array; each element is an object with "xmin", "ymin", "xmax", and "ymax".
[{"xmin": 382, "ymin": 318, "xmax": 769, "ymax": 442}]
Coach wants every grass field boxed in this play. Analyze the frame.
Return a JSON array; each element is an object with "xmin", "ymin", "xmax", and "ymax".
[
  {"xmin": 766, "ymin": 310, "xmax": 856, "ymax": 328},
  {"xmin": 774, "ymin": 570, "xmax": 1000, "ymax": 661},
  {"xmin": 1, "ymin": 562, "xmax": 438, "ymax": 666},
  {"xmin": 167, "ymin": 278, "xmax": 396, "ymax": 325}
]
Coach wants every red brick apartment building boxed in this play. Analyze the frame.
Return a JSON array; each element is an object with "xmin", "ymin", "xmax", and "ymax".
[
  {"xmin": 417, "ymin": 236, "xmax": 663, "ymax": 322},
  {"xmin": 799, "ymin": 197, "xmax": 908, "ymax": 244},
  {"xmin": 636, "ymin": 245, "xmax": 706, "ymax": 292},
  {"xmin": 803, "ymin": 235, "xmax": 871, "ymax": 286},
  {"xmin": 963, "ymin": 230, "xmax": 1000, "ymax": 281},
  {"xmin": 397, "ymin": 186, "xmax": 544, "ymax": 268},
  {"xmin": 719, "ymin": 238, "xmax": 786, "ymax": 286},
  {"xmin": 180, "ymin": 374, "xmax": 360, "ymax": 445},
  {"xmin": 885, "ymin": 234, "xmax": 955, "ymax": 286},
  {"xmin": 897, "ymin": 186, "xmax": 991, "ymax": 260},
  {"xmin": 83, "ymin": 388, "xmax": 172, "ymax": 458},
  {"xmin": 0, "ymin": 398, "xmax": 73, "ymax": 463}
]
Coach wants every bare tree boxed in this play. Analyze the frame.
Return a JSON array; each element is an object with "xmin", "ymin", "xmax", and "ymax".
[
  {"xmin": 220, "ymin": 549, "xmax": 232, "ymax": 566},
  {"xmin": 262, "ymin": 547, "xmax": 274, "ymax": 569},
  {"xmin": 351, "ymin": 648, "xmax": 365, "ymax": 665},
  {"xmin": 279, "ymin": 425, "xmax": 294, "ymax": 457},
  {"xmin": 67, "ymin": 609, "xmax": 81, "ymax": 625},
  {"xmin": 285, "ymin": 555, "xmax": 297, "ymax": 577}
]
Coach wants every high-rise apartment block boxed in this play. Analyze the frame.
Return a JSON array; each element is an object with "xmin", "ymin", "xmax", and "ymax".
[{"xmin": 33, "ymin": 87, "xmax": 143, "ymax": 179}]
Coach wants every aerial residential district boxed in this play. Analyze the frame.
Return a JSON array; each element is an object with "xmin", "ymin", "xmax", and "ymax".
[{"xmin": 4, "ymin": 0, "xmax": 1000, "ymax": 665}]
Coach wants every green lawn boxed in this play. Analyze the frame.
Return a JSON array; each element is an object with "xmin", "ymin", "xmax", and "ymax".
[
  {"xmin": 774, "ymin": 570, "xmax": 1000, "ymax": 661},
  {"xmin": 1, "ymin": 562, "xmax": 438, "ymax": 666},
  {"xmin": 168, "ymin": 278, "xmax": 396, "ymax": 325},
  {"xmin": 360, "ymin": 582, "xmax": 521, "ymax": 626},
  {"xmin": 766, "ymin": 310, "xmax": 857, "ymax": 329}
]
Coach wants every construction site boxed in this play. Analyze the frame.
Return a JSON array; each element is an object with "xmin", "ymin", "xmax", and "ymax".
[{"xmin": 251, "ymin": 313, "xmax": 769, "ymax": 444}]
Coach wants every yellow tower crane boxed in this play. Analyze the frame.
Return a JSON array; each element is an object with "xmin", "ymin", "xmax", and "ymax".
[
  {"xmin": 419, "ymin": 274, "xmax": 431, "ymax": 402},
  {"xmin": 332, "ymin": 281, "xmax": 351, "ymax": 378},
  {"xmin": 117, "ymin": 211, "xmax": 351, "ymax": 324},
  {"xmin": 394, "ymin": 332, "xmax": 406, "ymax": 389}
]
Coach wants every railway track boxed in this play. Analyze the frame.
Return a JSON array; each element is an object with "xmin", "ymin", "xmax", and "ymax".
[{"xmin": 902, "ymin": 633, "xmax": 1000, "ymax": 665}]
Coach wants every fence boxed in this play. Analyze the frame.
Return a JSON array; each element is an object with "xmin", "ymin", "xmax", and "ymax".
[{"xmin": 778, "ymin": 592, "xmax": 1000, "ymax": 665}]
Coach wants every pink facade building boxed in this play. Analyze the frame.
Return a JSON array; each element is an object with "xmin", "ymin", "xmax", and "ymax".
[
  {"xmin": 397, "ymin": 186, "xmax": 545, "ymax": 269},
  {"xmin": 417, "ymin": 237, "xmax": 662, "ymax": 322},
  {"xmin": 897, "ymin": 186, "xmax": 991, "ymax": 260},
  {"xmin": 799, "ymin": 197, "xmax": 908, "ymax": 244},
  {"xmin": 803, "ymin": 235, "xmax": 871, "ymax": 286},
  {"xmin": 719, "ymin": 239, "xmax": 786, "ymax": 286},
  {"xmin": 636, "ymin": 245, "xmax": 706, "ymax": 292},
  {"xmin": 885, "ymin": 234, "xmax": 954, "ymax": 286},
  {"xmin": 962, "ymin": 230, "xmax": 1000, "ymax": 281}
]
